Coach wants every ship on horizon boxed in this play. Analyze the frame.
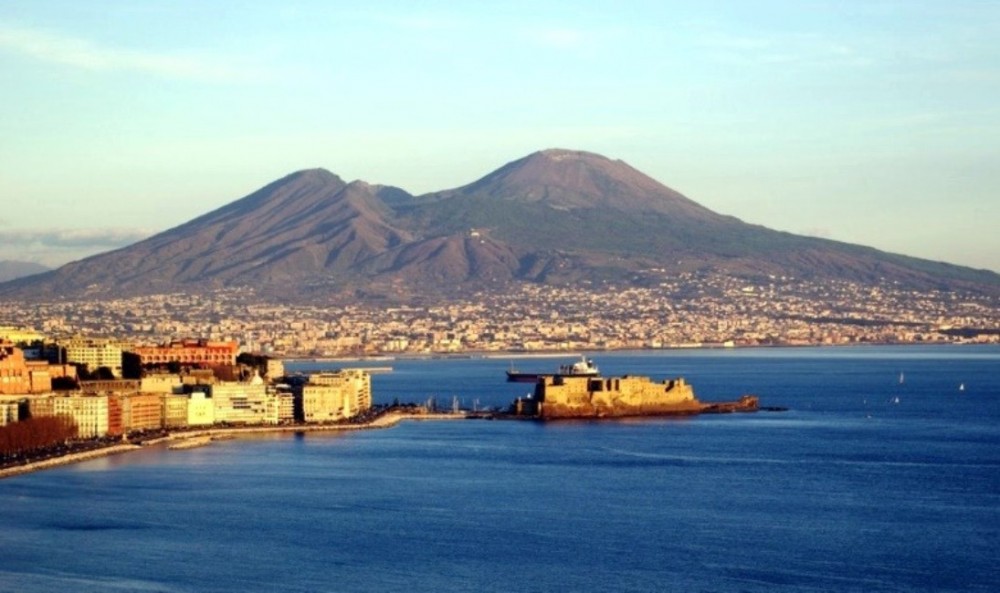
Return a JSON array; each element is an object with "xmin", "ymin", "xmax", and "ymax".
[{"xmin": 506, "ymin": 355, "xmax": 600, "ymax": 383}]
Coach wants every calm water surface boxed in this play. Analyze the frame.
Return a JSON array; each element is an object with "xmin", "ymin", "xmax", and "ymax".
[{"xmin": 1, "ymin": 346, "xmax": 997, "ymax": 592}]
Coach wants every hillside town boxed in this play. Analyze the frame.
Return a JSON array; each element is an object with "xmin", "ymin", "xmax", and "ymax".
[{"xmin": 2, "ymin": 274, "xmax": 997, "ymax": 358}]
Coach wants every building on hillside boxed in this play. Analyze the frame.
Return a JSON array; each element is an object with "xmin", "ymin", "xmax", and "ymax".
[
  {"xmin": 80, "ymin": 380, "xmax": 141, "ymax": 395},
  {"xmin": 266, "ymin": 358, "xmax": 285, "ymax": 380},
  {"xmin": 183, "ymin": 369, "xmax": 218, "ymax": 385},
  {"xmin": 2, "ymin": 342, "xmax": 77, "ymax": 395},
  {"xmin": 60, "ymin": 337, "xmax": 125, "ymax": 377},
  {"xmin": 141, "ymin": 374, "xmax": 183, "ymax": 394},
  {"xmin": 23, "ymin": 361, "xmax": 52, "ymax": 393},
  {"xmin": 43, "ymin": 363, "xmax": 77, "ymax": 383},
  {"xmin": 0, "ymin": 340, "xmax": 31, "ymax": 395},
  {"xmin": 53, "ymin": 395, "xmax": 109, "ymax": 439},
  {"xmin": 210, "ymin": 375, "xmax": 277, "ymax": 425},
  {"xmin": 131, "ymin": 339, "xmax": 238, "ymax": 367},
  {"xmin": 300, "ymin": 369, "xmax": 371, "ymax": 422}
]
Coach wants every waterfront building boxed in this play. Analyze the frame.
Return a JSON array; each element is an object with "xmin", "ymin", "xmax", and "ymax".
[
  {"xmin": 60, "ymin": 337, "xmax": 125, "ymax": 377},
  {"xmin": 26, "ymin": 395, "xmax": 55, "ymax": 419},
  {"xmin": 300, "ymin": 369, "xmax": 371, "ymax": 422},
  {"xmin": 300, "ymin": 383, "xmax": 345, "ymax": 422},
  {"xmin": 186, "ymin": 391, "xmax": 215, "ymax": 426},
  {"xmin": 210, "ymin": 375, "xmax": 277, "ymax": 424},
  {"xmin": 0, "ymin": 400, "xmax": 18, "ymax": 426},
  {"xmin": 274, "ymin": 389, "xmax": 294, "ymax": 423},
  {"xmin": 53, "ymin": 395, "xmax": 109, "ymax": 439},
  {"xmin": 121, "ymin": 393, "xmax": 163, "ymax": 432},
  {"xmin": 162, "ymin": 394, "xmax": 189, "ymax": 428},
  {"xmin": 108, "ymin": 394, "xmax": 124, "ymax": 436}
]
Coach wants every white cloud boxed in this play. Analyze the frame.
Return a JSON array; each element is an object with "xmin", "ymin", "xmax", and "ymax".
[
  {"xmin": 0, "ymin": 24, "xmax": 261, "ymax": 82},
  {"xmin": 0, "ymin": 227, "xmax": 153, "ymax": 267}
]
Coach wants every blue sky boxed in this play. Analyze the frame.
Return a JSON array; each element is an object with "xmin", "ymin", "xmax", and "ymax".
[{"xmin": 1, "ymin": 1, "xmax": 998, "ymax": 271}]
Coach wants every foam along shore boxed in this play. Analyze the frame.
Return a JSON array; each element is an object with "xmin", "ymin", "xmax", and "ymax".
[{"xmin": 0, "ymin": 410, "xmax": 466, "ymax": 480}]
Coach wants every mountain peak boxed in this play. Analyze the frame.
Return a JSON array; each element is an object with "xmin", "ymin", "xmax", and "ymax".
[
  {"xmin": 454, "ymin": 149, "xmax": 719, "ymax": 218},
  {"xmin": 286, "ymin": 167, "xmax": 344, "ymax": 185},
  {"xmin": 532, "ymin": 148, "xmax": 608, "ymax": 161}
]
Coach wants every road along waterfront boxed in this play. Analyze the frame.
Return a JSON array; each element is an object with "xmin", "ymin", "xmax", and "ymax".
[{"xmin": 0, "ymin": 410, "xmax": 465, "ymax": 480}]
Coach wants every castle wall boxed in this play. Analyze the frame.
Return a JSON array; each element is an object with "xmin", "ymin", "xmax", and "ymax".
[{"xmin": 534, "ymin": 375, "xmax": 701, "ymax": 418}]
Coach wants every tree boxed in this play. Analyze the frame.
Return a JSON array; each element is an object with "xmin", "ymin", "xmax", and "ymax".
[{"xmin": 94, "ymin": 366, "xmax": 116, "ymax": 380}]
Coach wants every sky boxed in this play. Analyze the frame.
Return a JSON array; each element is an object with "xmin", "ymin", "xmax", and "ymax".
[{"xmin": 1, "ymin": 1, "xmax": 998, "ymax": 272}]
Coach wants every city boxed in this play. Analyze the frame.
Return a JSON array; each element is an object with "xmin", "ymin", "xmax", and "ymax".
[
  {"xmin": 4, "ymin": 273, "xmax": 997, "ymax": 358},
  {"xmin": 2, "ymin": 272, "xmax": 997, "ymax": 472}
]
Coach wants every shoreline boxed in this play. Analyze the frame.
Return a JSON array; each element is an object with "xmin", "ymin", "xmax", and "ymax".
[
  {"xmin": 281, "ymin": 342, "xmax": 988, "ymax": 364},
  {"xmin": 0, "ymin": 411, "xmax": 466, "ymax": 481}
]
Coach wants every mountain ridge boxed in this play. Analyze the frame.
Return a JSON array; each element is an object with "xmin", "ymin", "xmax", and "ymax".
[{"xmin": 1, "ymin": 149, "xmax": 998, "ymax": 300}]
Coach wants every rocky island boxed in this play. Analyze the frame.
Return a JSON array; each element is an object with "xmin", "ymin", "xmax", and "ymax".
[{"xmin": 510, "ymin": 373, "xmax": 759, "ymax": 419}]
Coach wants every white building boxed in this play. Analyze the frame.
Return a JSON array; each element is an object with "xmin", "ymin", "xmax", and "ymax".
[
  {"xmin": 60, "ymin": 338, "xmax": 124, "ymax": 377},
  {"xmin": 211, "ymin": 375, "xmax": 277, "ymax": 425},
  {"xmin": 186, "ymin": 391, "xmax": 215, "ymax": 426},
  {"xmin": 302, "ymin": 369, "xmax": 371, "ymax": 422},
  {"xmin": 53, "ymin": 395, "xmax": 109, "ymax": 438}
]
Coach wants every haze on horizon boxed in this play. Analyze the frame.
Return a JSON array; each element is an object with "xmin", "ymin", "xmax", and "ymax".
[{"xmin": 1, "ymin": 1, "xmax": 998, "ymax": 273}]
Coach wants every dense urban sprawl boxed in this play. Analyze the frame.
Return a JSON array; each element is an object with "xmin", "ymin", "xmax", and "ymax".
[{"xmin": 3, "ymin": 274, "xmax": 998, "ymax": 356}]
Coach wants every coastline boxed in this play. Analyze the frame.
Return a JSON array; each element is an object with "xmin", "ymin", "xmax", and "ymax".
[
  {"xmin": 0, "ymin": 411, "xmax": 466, "ymax": 481},
  {"xmin": 281, "ymin": 342, "xmax": 989, "ymax": 365}
]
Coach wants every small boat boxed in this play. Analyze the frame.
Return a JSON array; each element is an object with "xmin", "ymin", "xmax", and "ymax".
[{"xmin": 506, "ymin": 355, "xmax": 601, "ymax": 383}]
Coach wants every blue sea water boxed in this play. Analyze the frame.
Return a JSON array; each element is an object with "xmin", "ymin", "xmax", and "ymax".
[{"xmin": 1, "ymin": 345, "xmax": 998, "ymax": 593}]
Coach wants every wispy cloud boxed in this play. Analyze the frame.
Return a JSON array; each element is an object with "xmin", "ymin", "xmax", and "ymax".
[
  {"xmin": 698, "ymin": 31, "xmax": 872, "ymax": 68},
  {"xmin": 0, "ymin": 24, "xmax": 260, "ymax": 82},
  {"xmin": 0, "ymin": 227, "xmax": 153, "ymax": 267}
]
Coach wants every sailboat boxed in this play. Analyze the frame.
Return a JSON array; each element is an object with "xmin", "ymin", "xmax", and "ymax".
[
  {"xmin": 898, "ymin": 372, "xmax": 905, "ymax": 384},
  {"xmin": 959, "ymin": 383, "xmax": 965, "ymax": 392}
]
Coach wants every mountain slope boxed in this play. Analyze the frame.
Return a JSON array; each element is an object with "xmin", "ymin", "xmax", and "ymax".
[{"xmin": 1, "ymin": 149, "xmax": 998, "ymax": 299}]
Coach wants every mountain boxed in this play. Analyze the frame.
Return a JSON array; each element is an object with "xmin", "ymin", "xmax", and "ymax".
[
  {"xmin": 1, "ymin": 149, "xmax": 998, "ymax": 300},
  {"xmin": 0, "ymin": 260, "xmax": 49, "ymax": 283}
]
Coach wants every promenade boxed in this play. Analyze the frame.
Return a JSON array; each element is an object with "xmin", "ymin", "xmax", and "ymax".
[{"xmin": 0, "ymin": 410, "xmax": 467, "ymax": 480}]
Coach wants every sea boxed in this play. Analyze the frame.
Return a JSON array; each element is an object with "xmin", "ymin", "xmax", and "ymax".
[{"xmin": 0, "ymin": 345, "xmax": 997, "ymax": 593}]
